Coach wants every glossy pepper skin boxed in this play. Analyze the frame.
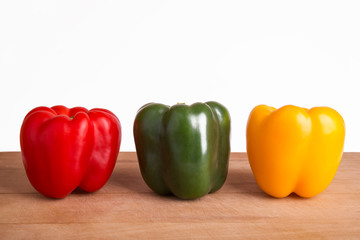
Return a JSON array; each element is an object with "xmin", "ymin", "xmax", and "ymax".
[
  {"xmin": 133, "ymin": 102, "xmax": 230, "ymax": 200},
  {"xmin": 20, "ymin": 105, "xmax": 121, "ymax": 198},
  {"xmin": 246, "ymin": 105, "xmax": 345, "ymax": 198}
]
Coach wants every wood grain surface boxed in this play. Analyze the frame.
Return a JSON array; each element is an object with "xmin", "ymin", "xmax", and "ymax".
[{"xmin": 0, "ymin": 152, "xmax": 359, "ymax": 239}]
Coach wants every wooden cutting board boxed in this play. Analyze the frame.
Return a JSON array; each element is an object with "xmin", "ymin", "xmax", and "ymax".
[{"xmin": 0, "ymin": 152, "xmax": 359, "ymax": 239}]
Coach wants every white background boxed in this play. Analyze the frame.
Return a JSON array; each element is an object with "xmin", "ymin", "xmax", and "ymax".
[{"xmin": 1, "ymin": 1, "xmax": 359, "ymax": 152}]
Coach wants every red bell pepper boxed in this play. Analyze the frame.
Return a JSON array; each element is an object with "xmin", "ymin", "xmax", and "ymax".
[{"xmin": 20, "ymin": 105, "xmax": 121, "ymax": 198}]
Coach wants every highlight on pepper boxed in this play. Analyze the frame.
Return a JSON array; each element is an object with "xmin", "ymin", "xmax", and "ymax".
[
  {"xmin": 133, "ymin": 101, "xmax": 231, "ymax": 200},
  {"xmin": 20, "ymin": 105, "xmax": 121, "ymax": 198},
  {"xmin": 246, "ymin": 104, "xmax": 345, "ymax": 198}
]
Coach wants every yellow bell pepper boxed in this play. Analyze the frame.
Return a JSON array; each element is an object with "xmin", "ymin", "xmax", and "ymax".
[{"xmin": 246, "ymin": 105, "xmax": 345, "ymax": 198}]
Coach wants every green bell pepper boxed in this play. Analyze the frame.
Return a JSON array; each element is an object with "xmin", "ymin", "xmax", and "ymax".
[{"xmin": 133, "ymin": 102, "xmax": 231, "ymax": 199}]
